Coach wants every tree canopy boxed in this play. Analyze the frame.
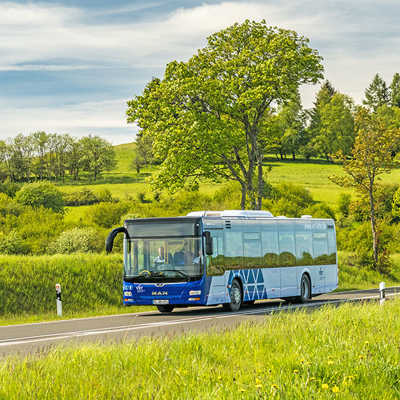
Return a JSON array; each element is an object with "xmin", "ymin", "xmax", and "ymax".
[{"xmin": 127, "ymin": 20, "xmax": 323, "ymax": 209}]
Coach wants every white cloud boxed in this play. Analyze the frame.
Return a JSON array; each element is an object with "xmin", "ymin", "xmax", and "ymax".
[{"xmin": 1, "ymin": 1, "xmax": 400, "ymax": 139}]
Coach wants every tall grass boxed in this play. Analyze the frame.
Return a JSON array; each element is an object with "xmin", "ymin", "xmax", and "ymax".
[
  {"xmin": 1, "ymin": 300, "xmax": 400, "ymax": 399},
  {"xmin": 0, "ymin": 254, "xmax": 123, "ymax": 314}
]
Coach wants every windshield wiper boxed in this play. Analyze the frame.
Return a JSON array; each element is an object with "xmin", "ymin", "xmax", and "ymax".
[{"xmin": 160, "ymin": 269, "xmax": 190, "ymax": 279}]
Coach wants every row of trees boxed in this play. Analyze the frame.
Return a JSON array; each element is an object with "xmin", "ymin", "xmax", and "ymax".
[
  {"xmin": 0, "ymin": 133, "xmax": 116, "ymax": 182},
  {"xmin": 132, "ymin": 75, "xmax": 400, "ymax": 170}
]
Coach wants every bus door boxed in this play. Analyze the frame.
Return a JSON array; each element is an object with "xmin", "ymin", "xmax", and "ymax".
[{"xmin": 206, "ymin": 229, "xmax": 226, "ymax": 303}]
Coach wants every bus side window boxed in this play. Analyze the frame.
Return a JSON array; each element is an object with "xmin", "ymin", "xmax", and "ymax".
[
  {"xmin": 224, "ymin": 231, "xmax": 243, "ymax": 270},
  {"xmin": 243, "ymin": 232, "xmax": 262, "ymax": 268},
  {"xmin": 295, "ymin": 232, "xmax": 313, "ymax": 266},
  {"xmin": 261, "ymin": 230, "xmax": 279, "ymax": 267},
  {"xmin": 313, "ymin": 232, "xmax": 329, "ymax": 265},
  {"xmin": 278, "ymin": 231, "xmax": 296, "ymax": 266}
]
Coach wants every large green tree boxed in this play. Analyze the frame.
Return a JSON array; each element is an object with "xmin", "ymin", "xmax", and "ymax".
[
  {"xmin": 79, "ymin": 135, "xmax": 116, "ymax": 181},
  {"xmin": 127, "ymin": 20, "xmax": 323, "ymax": 209},
  {"xmin": 313, "ymin": 93, "xmax": 355, "ymax": 159}
]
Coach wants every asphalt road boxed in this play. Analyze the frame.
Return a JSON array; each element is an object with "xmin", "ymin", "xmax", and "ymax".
[{"xmin": 1, "ymin": 287, "xmax": 399, "ymax": 357}]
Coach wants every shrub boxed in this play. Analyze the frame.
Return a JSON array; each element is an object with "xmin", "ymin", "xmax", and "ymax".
[
  {"xmin": 337, "ymin": 221, "xmax": 393, "ymax": 273},
  {"xmin": 303, "ymin": 203, "xmax": 336, "ymax": 219},
  {"xmin": 14, "ymin": 207, "xmax": 65, "ymax": 254},
  {"xmin": 96, "ymin": 189, "xmax": 114, "ymax": 203},
  {"xmin": 338, "ymin": 193, "xmax": 351, "ymax": 217},
  {"xmin": 0, "ymin": 181, "xmax": 20, "ymax": 198},
  {"xmin": 0, "ymin": 230, "xmax": 29, "ymax": 255},
  {"xmin": 49, "ymin": 227, "xmax": 104, "ymax": 254},
  {"xmin": 87, "ymin": 202, "xmax": 131, "ymax": 228},
  {"xmin": 63, "ymin": 188, "xmax": 98, "ymax": 206},
  {"xmin": 0, "ymin": 193, "xmax": 24, "ymax": 217},
  {"xmin": 15, "ymin": 182, "xmax": 64, "ymax": 213}
]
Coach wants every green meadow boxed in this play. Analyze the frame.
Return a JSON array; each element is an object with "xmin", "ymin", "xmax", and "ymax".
[
  {"xmin": 1, "ymin": 299, "xmax": 399, "ymax": 399},
  {"xmin": 58, "ymin": 144, "xmax": 395, "ymax": 207}
]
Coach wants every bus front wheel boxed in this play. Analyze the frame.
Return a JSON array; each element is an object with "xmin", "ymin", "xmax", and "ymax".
[
  {"xmin": 223, "ymin": 279, "xmax": 242, "ymax": 312},
  {"xmin": 157, "ymin": 305, "xmax": 174, "ymax": 313}
]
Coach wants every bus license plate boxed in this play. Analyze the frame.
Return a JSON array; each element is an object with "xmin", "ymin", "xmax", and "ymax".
[{"xmin": 153, "ymin": 299, "xmax": 169, "ymax": 305}]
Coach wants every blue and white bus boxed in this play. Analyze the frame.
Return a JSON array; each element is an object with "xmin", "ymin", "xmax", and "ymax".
[{"xmin": 106, "ymin": 210, "xmax": 337, "ymax": 313}]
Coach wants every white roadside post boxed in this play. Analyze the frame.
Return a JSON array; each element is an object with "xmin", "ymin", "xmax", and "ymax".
[
  {"xmin": 55, "ymin": 283, "xmax": 62, "ymax": 316},
  {"xmin": 379, "ymin": 282, "xmax": 386, "ymax": 305}
]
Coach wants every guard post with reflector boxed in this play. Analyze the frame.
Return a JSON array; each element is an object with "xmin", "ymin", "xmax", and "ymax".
[{"xmin": 55, "ymin": 283, "xmax": 62, "ymax": 316}]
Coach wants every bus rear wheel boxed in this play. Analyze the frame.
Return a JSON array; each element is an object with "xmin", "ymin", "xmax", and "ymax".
[
  {"xmin": 223, "ymin": 279, "xmax": 242, "ymax": 312},
  {"xmin": 157, "ymin": 305, "xmax": 174, "ymax": 313},
  {"xmin": 297, "ymin": 274, "xmax": 311, "ymax": 303}
]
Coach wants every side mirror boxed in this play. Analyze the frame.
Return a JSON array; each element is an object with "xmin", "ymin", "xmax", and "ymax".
[
  {"xmin": 204, "ymin": 231, "xmax": 213, "ymax": 255},
  {"xmin": 105, "ymin": 226, "xmax": 129, "ymax": 254}
]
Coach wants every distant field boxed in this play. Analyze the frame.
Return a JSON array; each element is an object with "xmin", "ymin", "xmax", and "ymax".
[
  {"xmin": 57, "ymin": 144, "xmax": 400, "ymax": 207},
  {"xmin": 1, "ymin": 299, "xmax": 400, "ymax": 399}
]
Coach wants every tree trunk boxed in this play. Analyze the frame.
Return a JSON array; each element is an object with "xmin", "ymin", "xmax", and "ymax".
[
  {"xmin": 292, "ymin": 152, "xmax": 296, "ymax": 161},
  {"xmin": 368, "ymin": 188, "xmax": 379, "ymax": 268},
  {"xmin": 240, "ymin": 183, "xmax": 246, "ymax": 210},
  {"xmin": 256, "ymin": 155, "xmax": 264, "ymax": 210}
]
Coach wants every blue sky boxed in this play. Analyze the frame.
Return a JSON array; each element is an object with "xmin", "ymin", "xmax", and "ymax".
[{"xmin": 1, "ymin": 0, "xmax": 400, "ymax": 144}]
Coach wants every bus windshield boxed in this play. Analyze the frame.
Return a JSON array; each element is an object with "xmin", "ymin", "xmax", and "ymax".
[{"xmin": 125, "ymin": 237, "xmax": 203, "ymax": 282}]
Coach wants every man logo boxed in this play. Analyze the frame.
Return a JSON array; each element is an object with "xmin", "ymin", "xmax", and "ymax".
[{"xmin": 152, "ymin": 291, "xmax": 168, "ymax": 296}]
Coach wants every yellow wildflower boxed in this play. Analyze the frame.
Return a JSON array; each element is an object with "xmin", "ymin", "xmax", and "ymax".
[
  {"xmin": 255, "ymin": 378, "xmax": 262, "ymax": 385},
  {"xmin": 271, "ymin": 384, "xmax": 279, "ymax": 390},
  {"xmin": 321, "ymin": 383, "xmax": 329, "ymax": 390},
  {"xmin": 293, "ymin": 369, "xmax": 299, "ymax": 374},
  {"xmin": 327, "ymin": 360, "xmax": 334, "ymax": 365},
  {"xmin": 332, "ymin": 386, "xmax": 340, "ymax": 393}
]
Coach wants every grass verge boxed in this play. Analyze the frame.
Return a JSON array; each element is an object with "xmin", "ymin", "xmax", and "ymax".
[{"xmin": 1, "ymin": 299, "xmax": 399, "ymax": 399}]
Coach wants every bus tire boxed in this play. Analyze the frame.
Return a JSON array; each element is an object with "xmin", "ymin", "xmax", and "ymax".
[
  {"xmin": 157, "ymin": 305, "xmax": 174, "ymax": 313},
  {"xmin": 223, "ymin": 279, "xmax": 242, "ymax": 312},
  {"xmin": 297, "ymin": 274, "xmax": 311, "ymax": 303}
]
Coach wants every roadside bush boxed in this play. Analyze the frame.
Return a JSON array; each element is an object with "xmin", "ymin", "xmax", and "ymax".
[
  {"xmin": 49, "ymin": 227, "xmax": 104, "ymax": 254},
  {"xmin": 0, "ymin": 254, "xmax": 123, "ymax": 314},
  {"xmin": 15, "ymin": 182, "xmax": 64, "ymax": 213},
  {"xmin": 337, "ymin": 221, "xmax": 394, "ymax": 273}
]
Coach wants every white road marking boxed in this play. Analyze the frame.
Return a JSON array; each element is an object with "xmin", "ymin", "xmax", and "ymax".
[{"xmin": 0, "ymin": 292, "xmax": 399, "ymax": 348}]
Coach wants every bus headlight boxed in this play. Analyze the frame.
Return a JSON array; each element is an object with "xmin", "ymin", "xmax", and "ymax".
[
  {"xmin": 189, "ymin": 290, "xmax": 201, "ymax": 296},
  {"xmin": 124, "ymin": 291, "xmax": 132, "ymax": 297}
]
